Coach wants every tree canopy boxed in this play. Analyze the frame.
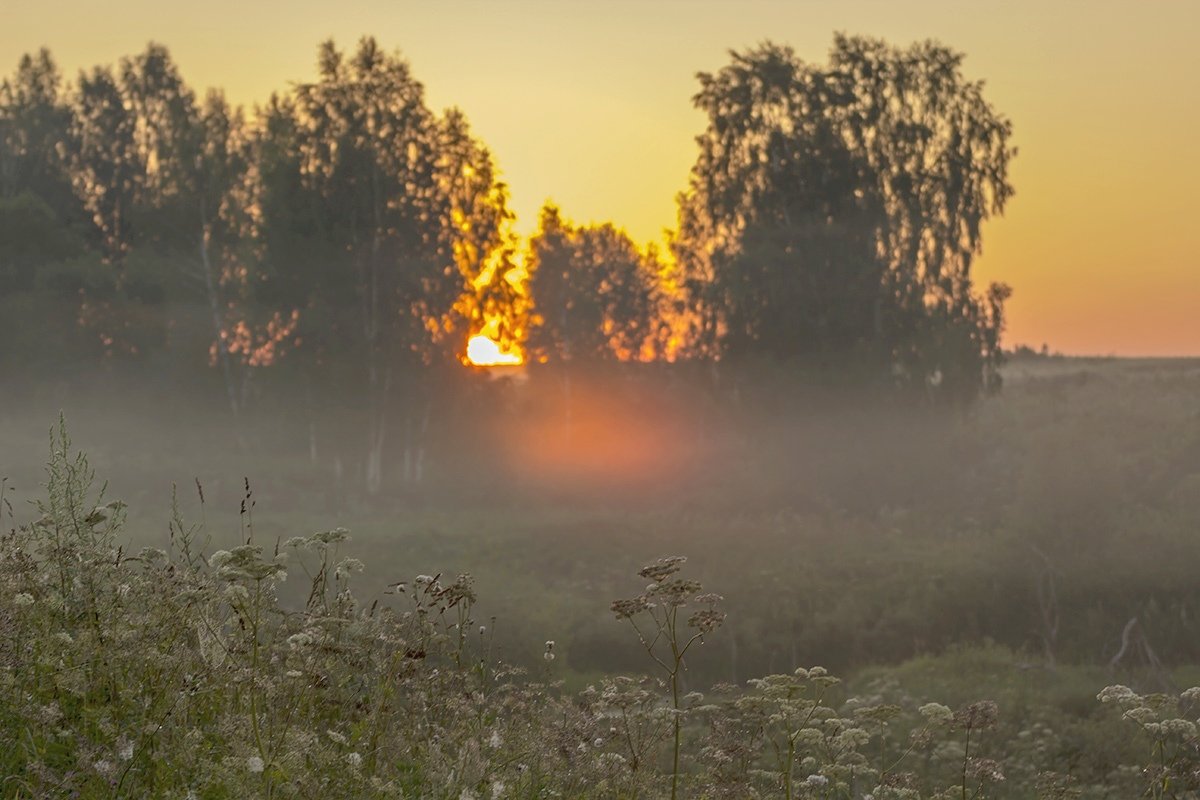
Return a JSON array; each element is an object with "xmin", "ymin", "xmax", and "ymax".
[
  {"xmin": 1, "ymin": 33, "xmax": 1016, "ymax": 421},
  {"xmin": 527, "ymin": 204, "xmax": 667, "ymax": 364},
  {"xmin": 674, "ymin": 35, "xmax": 1015, "ymax": 399}
]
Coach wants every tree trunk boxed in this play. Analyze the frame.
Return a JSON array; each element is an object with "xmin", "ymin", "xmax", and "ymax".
[
  {"xmin": 200, "ymin": 214, "xmax": 239, "ymax": 422},
  {"xmin": 306, "ymin": 379, "xmax": 319, "ymax": 467},
  {"xmin": 401, "ymin": 392, "xmax": 431, "ymax": 485},
  {"xmin": 365, "ymin": 366, "xmax": 390, "ymax": 496},
  {"xmin": 363, "ymin": 167, "xmax": 387, "ymax": 496}
]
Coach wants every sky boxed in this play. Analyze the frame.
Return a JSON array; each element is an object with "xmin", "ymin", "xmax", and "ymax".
[{"xmin": 3, "ymin": 0, "xmax": 1197, "ymax": 356}]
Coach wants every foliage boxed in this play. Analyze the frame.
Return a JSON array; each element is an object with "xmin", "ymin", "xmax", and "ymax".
[
  {"xmin": 0, "ymin": 425, "xmax": 1197, "ymax": 797},
  {"xmin": 2, "ymin": 33, "xmax": 1017, "ymax": 394},
  {"xmin": 2, "ymin": 32, "xmax": 1024, "ymax": 495},
  {"xmin": 674, "ymin": 36, "xmax": 1015, "ymax": 400},
  {"xmin": 526, "ymin": 204, "xmax": 668, "ymax": 364}
]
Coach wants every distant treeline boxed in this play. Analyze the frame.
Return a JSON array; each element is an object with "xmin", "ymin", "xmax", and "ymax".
[{"xmin": 0, "ymin": 34, "xmax": 1015, "ymax": 491}]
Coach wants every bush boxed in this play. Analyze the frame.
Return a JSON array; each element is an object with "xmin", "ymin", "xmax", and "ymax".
[{"xmin": 2, "ymin": 423, "xmax": 1198, "ymax": 798}]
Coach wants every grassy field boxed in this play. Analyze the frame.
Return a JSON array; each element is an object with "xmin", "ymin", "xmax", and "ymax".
[{"xmin": 2, "ymin": 356, "xmax": 1200, "ymax": 796}]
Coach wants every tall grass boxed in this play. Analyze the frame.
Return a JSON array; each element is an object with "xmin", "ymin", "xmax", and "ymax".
[{"xmin": 1, "ymin": 422, "xmax": 1198, "ymax": 797}]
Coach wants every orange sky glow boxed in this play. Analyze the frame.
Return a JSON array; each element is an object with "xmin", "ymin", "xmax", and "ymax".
[{"xmin": 4, "ymin": 0, "xmax": 1197, "ymax": 356}]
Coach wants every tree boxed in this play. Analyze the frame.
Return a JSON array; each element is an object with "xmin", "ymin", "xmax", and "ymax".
[
  {"xmin": 527, "ymin": 204, "xmax": 664, "ymax": 364},
  {"xmin": 66, "ymin": 64, "xmax": 140, "ymax": 262},
  {"xmin": 0, "ymin": 50, "xmax": 81, "ymax": 227},
  {"xmin": 258, "ymin": 38, "xmax": 520, "ymax": 490},
  {"xmin": 0, "ymin": 50, "xmax": 83, "ymax": 297},
  {"xmin": 674, "ymin": 35, "xmax": 1015, "ymax": 400},
  {"xmin": 0, "ymin": 39, "xmax": 523, "ymax": 445},
  {"xmin": 438, "ymin": 108, "xmax": 526, "ymax": 359},
  {"xmin": 266, "ymin": 38, "xmax": 441, "ymax": 490}
]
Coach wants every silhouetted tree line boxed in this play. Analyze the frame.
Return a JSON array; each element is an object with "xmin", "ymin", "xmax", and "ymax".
[
  {"xmin": 1, "ymin": 35, "xmax": 1014, "ymax": 481},
  {"xmin": 674, "ymin": 36, "xmax": 1014, "ymax": 401}
]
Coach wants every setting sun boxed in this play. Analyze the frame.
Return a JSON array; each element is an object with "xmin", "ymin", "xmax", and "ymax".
[{"xmin": 466, "ymin": 334, "xmax": 523, "ymax": 367}]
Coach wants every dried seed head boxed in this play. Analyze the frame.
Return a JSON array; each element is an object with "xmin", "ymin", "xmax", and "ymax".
[{"xmin": 638, "ymin": 556, "xmax": 687, "ymax": 583}]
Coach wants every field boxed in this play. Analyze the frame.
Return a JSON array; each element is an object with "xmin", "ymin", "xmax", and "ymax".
[{"xmin": 2, "ymin": 355, "xmax": 1200, "ymax": 797}]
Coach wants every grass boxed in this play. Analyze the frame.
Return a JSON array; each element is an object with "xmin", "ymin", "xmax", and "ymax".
[
  {"xmin": 1, "ymin": 434, "xmax": 1191, "ymax": 798},
  {"xmin": 2, "ymin": 356, "xmax": 1200, "ymax": 795}
]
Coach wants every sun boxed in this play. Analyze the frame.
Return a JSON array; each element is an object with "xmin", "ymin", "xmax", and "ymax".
[{"xmin": 466, "ymin": 334, "xmax": 523, "ymax": 367}]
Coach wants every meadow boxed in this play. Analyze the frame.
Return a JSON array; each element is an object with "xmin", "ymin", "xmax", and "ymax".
[{"xmin": 2, "ymin": 355, "xmax": 1200, "ymax": 797}]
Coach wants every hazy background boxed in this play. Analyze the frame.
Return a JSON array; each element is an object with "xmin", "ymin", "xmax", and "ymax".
[{"xmin": 4, "ymin": 356, "xmax": 1200, "ymax": 687}]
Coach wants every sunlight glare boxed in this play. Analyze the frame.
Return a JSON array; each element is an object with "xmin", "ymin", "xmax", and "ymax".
[{"xmin": 466, "ymin": 334, "xmax": 523, "ymax": 367}]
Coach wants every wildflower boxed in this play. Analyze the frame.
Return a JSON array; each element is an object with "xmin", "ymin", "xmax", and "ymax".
[
  {"xmin": 1123, "ymin": 706, "xmax": 1157, "ymax": 724},
  {"xmin": 438, "ymin": 574, "xmax": 476, "ymax": 605},
  {"xmin": 1097, "ymin": 685, "xmax": 1137, "ymax": 705},
  {"xmin": 795, "ymin": 728, "xmax": 824, "ymax": 747},
  {"xmin": 687, "ymin": 608, "xmax": 726, "ymax": 634},
  {"xmin": 247, "ymin": 755, "xmax": 265, "ymax": 774},
  {"xmin": 119, "ymin": 741, "xmax": 134, "ymax": 761},
  {"xmin": 327, "ymin": 729, "xmax": 348, "ymax": 746},
  {"xmin": 491, "ymin": 780, "xmax": 506, "ymax": 799},
  {"xmin": 287, "ymin": 632, "xmax": 314, "ymax": 649},
  {"xmin": 834, "ymin": 727, "xmax": 871, "ymax": 749},
  {"xmin": 14, "ymin": 592, "xmax": 33, "ymax": 607},
  {"xmin": 348, "ymin": 752, "xmax": 363, "ymax": 768},
  {"xmin": 919, "ymin": 702, "xmax": 954, "ymax": 724},
  {"xmin": 647, "ymin": 578, "xmax": 703, "ymax": 607},
  {"xmin": 459, "ymin": 789, "xmax": 478, "ymax": 800},
  {"xmin": 488, "ymin": 730, "xmax": 502, "ymax": 749},
  {"xmin": 638, "ymin": 556, "xmax": 687, "ymax": 583},
  {"xmin": 954, "ymin": 700, "xmax": 999, "ymax": 730},
  {"xmin": 967, "ymin": 757, "xmax": 1006, "ymax": 782},
  {"xmin": 611, "ymin": 596, "xmax": 650, "ymax": 619},
  {"xmin": 544, "ymin": 640, "xmax": 556, "ymax": 661},
  {"xmin": 804, "ymin": 774, "xmax": 829, "ymax": 788},
  {"xmin": 1163, "ymin": 718, "xmax": 1197, "ymax": 737}
]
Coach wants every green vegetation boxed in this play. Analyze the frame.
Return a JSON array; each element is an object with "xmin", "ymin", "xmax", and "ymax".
[
  {"xmin": 2, "ymin": 23, "xmax": 1195, "ymax": 799},
  {"xmin": 2, "ymin": 357, "xmax": 1200, "ymax": 797},
  {"xmin": 2, "ymin": 33, "xmax": 1015, "ymax": 500}
]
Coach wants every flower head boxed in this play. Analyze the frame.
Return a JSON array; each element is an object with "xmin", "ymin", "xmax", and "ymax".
[{"xmin": 638, "ymin": 556, "xmax": 687, "ymax": 583}]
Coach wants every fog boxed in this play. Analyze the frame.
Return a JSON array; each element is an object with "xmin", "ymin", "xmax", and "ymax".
[{"xmin": 5, "ymin": 356, "xmax": 1199, "ymax": 686}]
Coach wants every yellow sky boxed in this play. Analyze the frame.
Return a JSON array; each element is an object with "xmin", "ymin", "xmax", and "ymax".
[{"xmin": 4, "ymin": 0, "xmax": 1197, "ymax": 355}]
